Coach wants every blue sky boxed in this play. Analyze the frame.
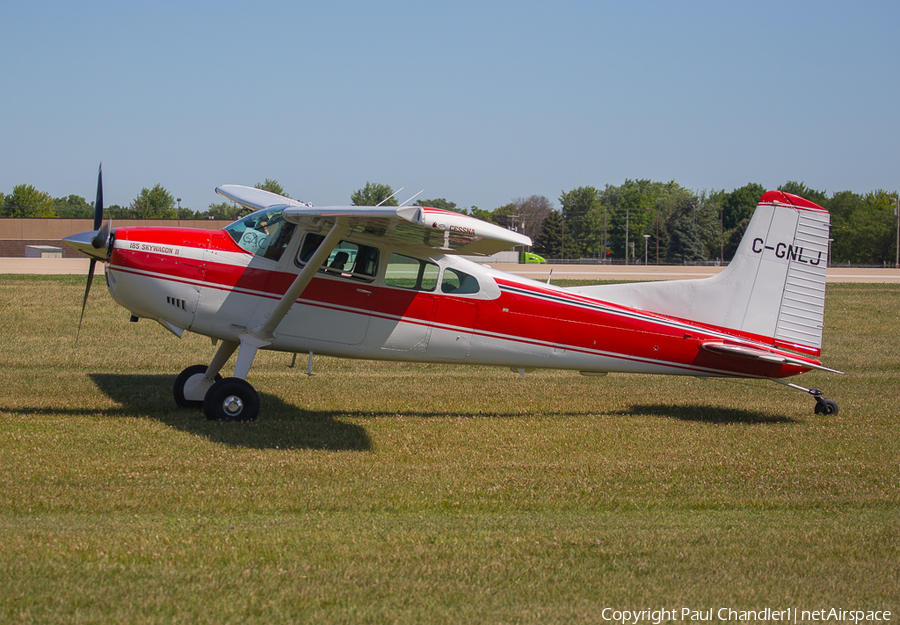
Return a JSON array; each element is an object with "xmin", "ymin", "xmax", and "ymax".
[{"xmin": 2, "ymin": 0, "xmax": 898, "ymax": 211}]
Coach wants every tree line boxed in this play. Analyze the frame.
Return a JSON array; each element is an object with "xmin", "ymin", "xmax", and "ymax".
[
  {"xmin": 2, "ymin": 178, "xmax": 897, "ymax": 265},
  {"xmin": 0, "ymin": 179, "xmax": 292, "ymax": 222}
]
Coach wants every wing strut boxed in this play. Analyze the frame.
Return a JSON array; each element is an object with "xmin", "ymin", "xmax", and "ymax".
[{"xmin": 232, "ymin": 218, "xmax": 350, "ymax": 380}]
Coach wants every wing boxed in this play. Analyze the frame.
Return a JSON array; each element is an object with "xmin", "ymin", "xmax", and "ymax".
[
  {"xmin": 215, "ymin": 184, "xmax": 314, "ymax": 211},
  {"xmin": 216, "ymin": 185, "xmax": 531, "ymax": 256}
]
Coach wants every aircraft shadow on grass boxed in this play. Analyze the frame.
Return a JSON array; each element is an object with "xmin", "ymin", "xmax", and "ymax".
[
  {"xmin": 615, "ymin": 403, "xmax": 797, "ymax": 425},
  {"xmin": 89, "ymin": 373, "xmax": 372, "ymax": 452}
]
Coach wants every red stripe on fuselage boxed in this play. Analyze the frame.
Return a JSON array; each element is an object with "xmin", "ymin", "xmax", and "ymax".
[{"xmin": 108, "ymin": 227, "xmax": 816, "ymax": 378}]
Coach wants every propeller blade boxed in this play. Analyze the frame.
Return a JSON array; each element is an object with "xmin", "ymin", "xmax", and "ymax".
[
  {"xmin": 75, "ymin": 259, "xmax": 97, "ymax": 345},
  {"xmin": 93, "ymin": 164, "xmax": 104, "ymax": 230},
  {"xmin": 76, "ymin": 163, "xmax": 104, "ymax": 346}
]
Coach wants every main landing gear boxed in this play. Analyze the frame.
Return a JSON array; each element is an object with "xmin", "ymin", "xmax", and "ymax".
[
  {"xmin": 771, "ymin": 379, "xmax": 839, "ymax": 416},
  {"xmin": 174, "ymin": 360, "xmax": 261, "ymax": 422},
  {"xmin": 203, "ymin": 377, "xmax": 260, "ymax": 422}
]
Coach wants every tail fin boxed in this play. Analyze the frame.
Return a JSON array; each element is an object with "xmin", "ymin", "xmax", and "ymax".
[{"xmin": 568, "ymin": 191, "xmax": 831, "ymax": 356}]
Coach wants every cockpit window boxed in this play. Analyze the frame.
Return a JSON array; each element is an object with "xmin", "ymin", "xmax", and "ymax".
[
  {"xmin": 295, "ymin": 233, "xmax": 379, "ymax": 281},
  {"xmin": 224, "ymin": 206, "xmax": 296, "ymax": 261}
]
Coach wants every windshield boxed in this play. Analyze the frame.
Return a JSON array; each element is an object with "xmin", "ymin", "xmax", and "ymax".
[{"xmin": 223, "ymin": 206, "xmax": 296, "ymax": 261}]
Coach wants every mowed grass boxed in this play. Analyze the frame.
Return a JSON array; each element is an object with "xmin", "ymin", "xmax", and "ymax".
[{"xmin": 0, "ymin": 275, "xmax": 898, "ymax": 623}]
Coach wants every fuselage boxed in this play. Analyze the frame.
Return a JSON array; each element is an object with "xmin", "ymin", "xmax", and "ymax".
[{"xmin": 101, "ymin": 218, "xmax": 819, "ymax": 381}]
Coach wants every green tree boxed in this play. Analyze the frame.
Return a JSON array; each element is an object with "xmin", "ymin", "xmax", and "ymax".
[
  {"xmin": 667, "ymin": 215, "xmax": 706, "ymax": 263},
  {"xmin": 53, "ymin": 194, "xmax": 93, "ymax": 218},
  {"xmin": 504, "ymin": 195, "xmax": 553, "ymax": 243},
  {"xmin": 558, "ymin": 186, "xmax": 603, "ymax": 258},
  {"xmin": 465, "ymin": 206, "xmax": 491, "ymax": 222},
  {"xmin": 419, "ymin": 198, "xmax": 464, "ymax": 214},
  {"xmin": 723, "ymin": 218, "xmax": 750, "ymax": 261},
  {"xmin": 666, "ymin": 194, "xmax": 705, "ymax": 263},
  {"xmin": 533, "ymin": 209, "xmax": 563, "ymax": 258},
  {"xmin": 2, "ymin": 184, "xmax": 56, "ymax": 217},
  {"xmin": 722, "ymin": 183, "xmax": 766, "ymax": 231},
  {"xmin": 836, "ymin": 191, "xmax": 897, "ymax": 265},
  {"xmin": 827, "ymin": 190, "xmax": 864, "ymax": 264},
  {"xmin": 130, "ymin": 184, "xmax": 176, "ymax": 219},
  {"xmin": 490, "ymin": 202, "xmax": 517, "ymax": 230},
  {"xmin": 107, "ymin": 204, "xmax": 128, "ymax": 219},
  {"xmin": 778, "ymin": 181, "xmax": 828, "ymax": 207},
  {"xmin": 720, "ymin": 183, "xmax": 765, "ymax": 261},
  {"xmin": 256, "ymin": 179, "xmax": 289, "ymax": 198},
  {"xmin": 351, "ymin": 182, "xmax": 397, "ymax": 206},
  {"xmin": 601, "ymin": 180, "xmax": 693, "ymax": 263},
  {"xmin": 202, "ymin": 201, "xmax": 240, "ymax": 221}
]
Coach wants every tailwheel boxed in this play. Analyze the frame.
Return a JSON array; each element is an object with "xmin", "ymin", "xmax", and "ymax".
[
  {"xmin": 770, "ymin": 379, "xmax": 840, "ymax": 417},
  {"xmin": 203, "ymin": 377, "xmax": 260, "ymax": 422},
  {"xmin": 814, "ymin": 396, "xmax": 839, "ymax": 416},
  {"xmin": 174, "ymin": 364, "xmax": 222, "ymax": 408}
]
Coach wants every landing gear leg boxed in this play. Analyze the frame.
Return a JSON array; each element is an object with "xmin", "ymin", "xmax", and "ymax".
[
  {"xmin": 174, "ymin": 341, "xmax": 238, "ymax": 408},
  {"xmin": 202, "ymin": 335, "xmax": 264, "ymax": 422},
  {"xmin": 771, "ymin": 379, "xmax": 839, "ymax": 416},
  {"xmin": 174, "ymin": 365, "xmax": 222, "ymax": 408}
]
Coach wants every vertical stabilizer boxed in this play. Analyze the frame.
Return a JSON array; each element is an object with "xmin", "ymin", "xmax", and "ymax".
[{"xmin": 567, "ymin": 192, "xmax": 831, "ymax": 356}]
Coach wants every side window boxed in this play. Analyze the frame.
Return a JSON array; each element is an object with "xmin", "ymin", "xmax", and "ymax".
[
  {"xmin": 385, "ymin": 253, "xmax": 438, "ymax": 291},
  {"xmin": 295, "ymin": 233, "xmax": 379, "ymax": 281},
  {"xmin": 261, "ymin": 220, "xmax": 296, "ymax": 261},
  {"xmin": 441, "ymin": 268, "xmax": 479, "ymax": 294}
]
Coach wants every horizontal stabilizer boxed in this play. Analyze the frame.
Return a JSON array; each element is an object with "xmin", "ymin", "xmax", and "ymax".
[{"xmin": 701, "ymin": 342, "xmax": 843, "ymax": 374}]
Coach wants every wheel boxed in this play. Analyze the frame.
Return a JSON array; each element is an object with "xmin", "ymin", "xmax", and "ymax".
[
  {"xmin": 203, "ymin": 377, "xmax": 260, "ymax": 422},
  {"xmin": 814, "ymin": 397, "xmax": 839, "ymax": 416},
  {"xmin": 174, "ymin": 365, "xmax": 222, "ymax": 408}
]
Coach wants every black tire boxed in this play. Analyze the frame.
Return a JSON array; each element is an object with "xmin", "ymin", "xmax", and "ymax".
[
  {"xmin": 174, "ymin": 365, "xmax": 222, "ymax": 408},
  {"xmin": 203, "ymin": 377, "xmax": 260, "ymax": 422},
  {"xmin": 815, "ymin": 397, "xmax": 839, "ymax": 416}
]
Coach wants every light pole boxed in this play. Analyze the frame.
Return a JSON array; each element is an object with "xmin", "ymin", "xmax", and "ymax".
[
  {"xmin": 893, "ymin": 196, "xmax": 899, "ymax": 269},
  {"xmin": 643, "ymin": 234, "xmax": 650, "ymax": 265},
  {"xmin": 177, "ymin": 198, "xmax": 182, "ymax": 227},
  {"xmin": 624, "ymin": 206, "xmax": 629, "ymax": 265}
]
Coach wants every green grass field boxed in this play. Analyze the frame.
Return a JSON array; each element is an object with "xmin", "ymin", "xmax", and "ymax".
[{"xmin": 1, "ymin": 275, "xmax": 898, "ymax": 623}]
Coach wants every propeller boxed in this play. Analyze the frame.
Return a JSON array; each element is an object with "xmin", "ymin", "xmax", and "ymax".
[{"xmin": 76, "ymin": 164, "xmax": 108, "ymax": 344}]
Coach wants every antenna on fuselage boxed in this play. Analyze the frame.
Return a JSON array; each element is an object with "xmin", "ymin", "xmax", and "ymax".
[
  {"xmin": 399, "ymin": 189, "xmax": 425, "ymax": 207},
  {"xmin": 376, "ymin": 187, "xmax": 404, "ymax": 207}
]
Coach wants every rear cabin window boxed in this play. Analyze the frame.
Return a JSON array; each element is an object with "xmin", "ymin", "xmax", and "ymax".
[
  {"xmin": 384, "ymin": 253, "xmax": 439, "ymax": 291},
  {"xmin": 224, "ymin": 207, "xmax": 296, "ymax": 261},
  {"xmin": 295, "ymin": 233, "xmax": 379, "ymax": 281},
  {"xmin": 441, "ymin": 268, "xmax": 479, "ymax": 294}
]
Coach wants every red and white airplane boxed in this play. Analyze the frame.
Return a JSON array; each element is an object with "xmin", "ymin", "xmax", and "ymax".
[{"xmin": 65, "ymin": 168, "xmax": 841, "ymax": 421}]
